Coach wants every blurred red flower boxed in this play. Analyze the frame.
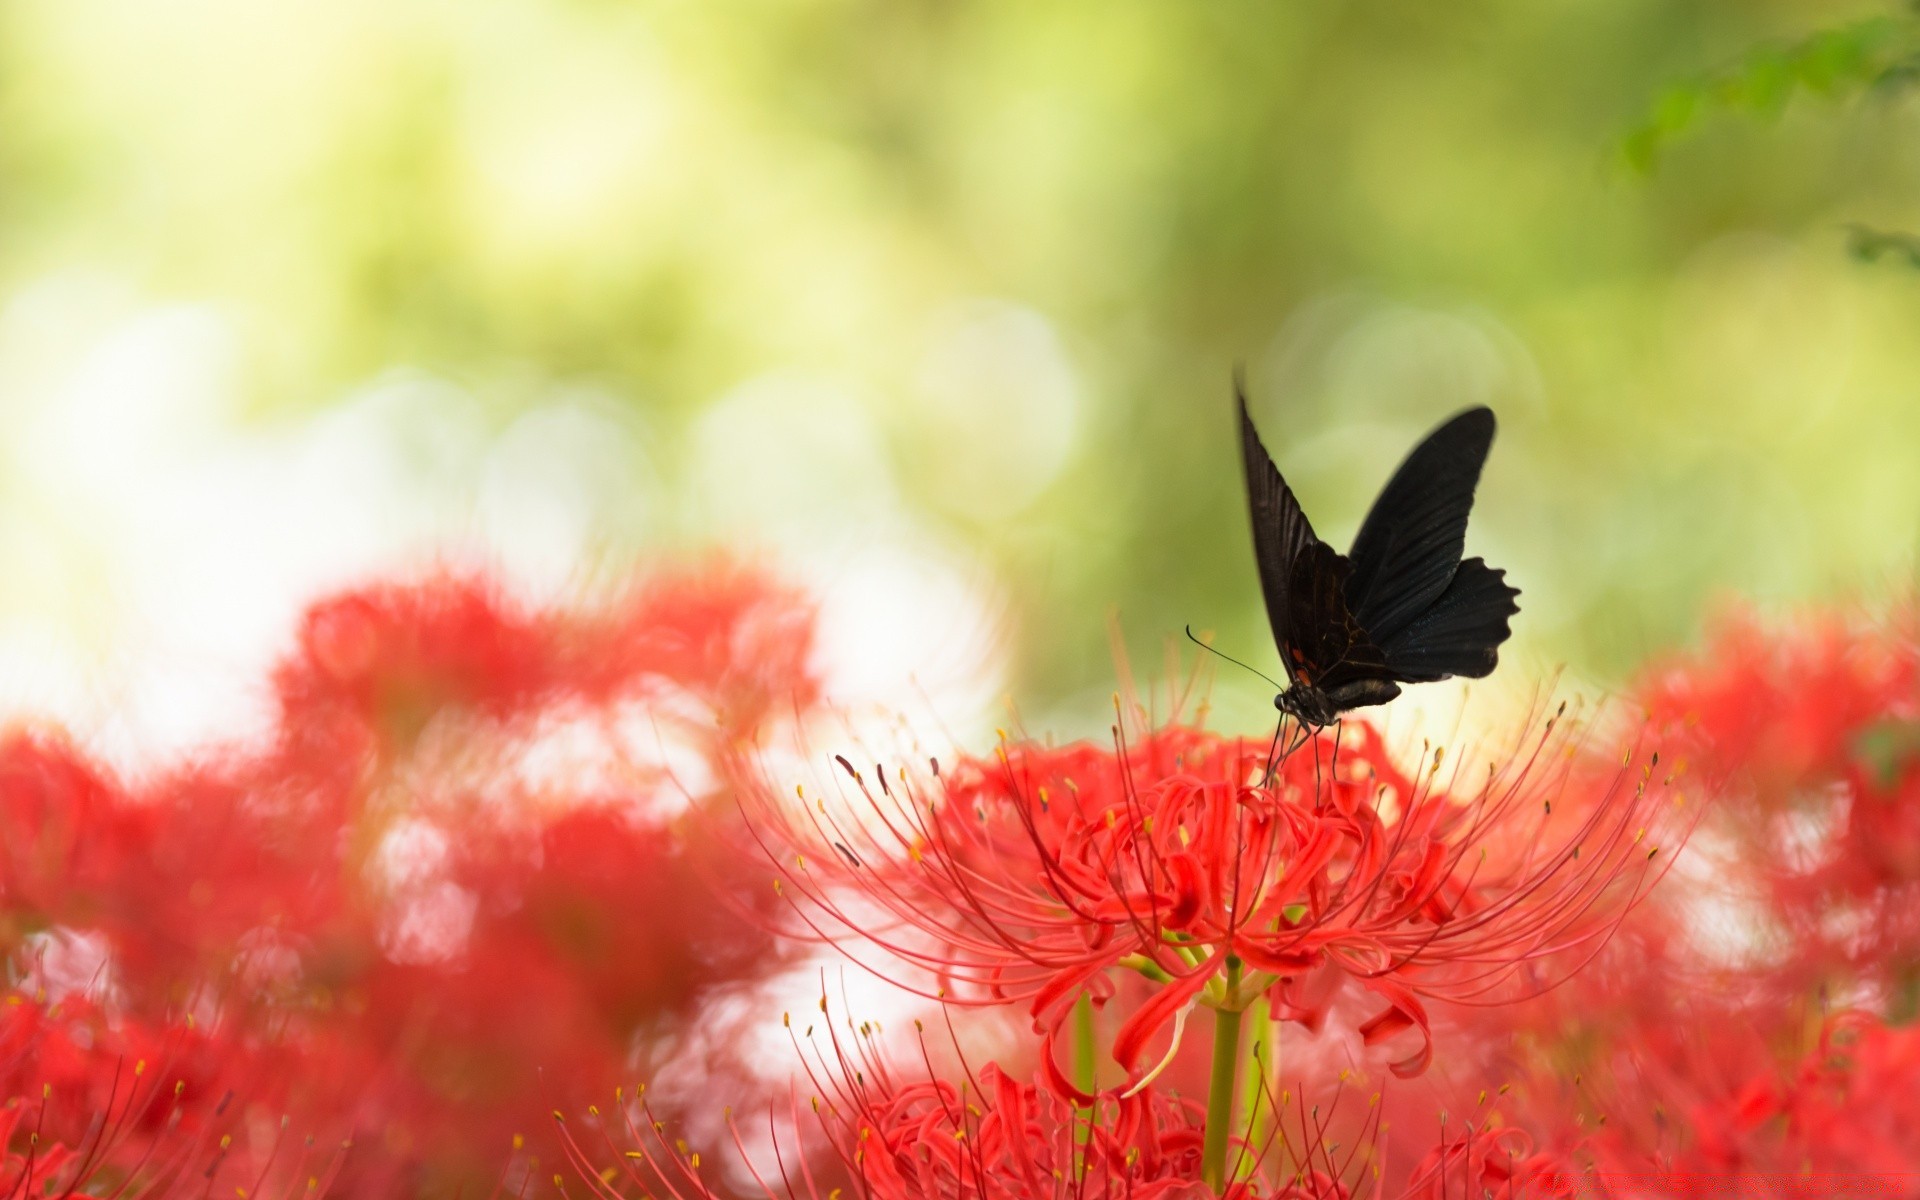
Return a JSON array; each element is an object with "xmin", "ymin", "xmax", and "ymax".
[
  {"xmin": 0, "ymin": 992, "xmax": 352, "ymax": 1198},
  {"xmin": 1636, "ymin": 603, "xmax": 1920, "ymax": 1005},
  {"xmin": 558, "ymin": 1003, "xmax": 1378, "ymax": 1200},
  {"xmin": 0, "ymin": 563, "xmax": 824, "ymax": 1195}
]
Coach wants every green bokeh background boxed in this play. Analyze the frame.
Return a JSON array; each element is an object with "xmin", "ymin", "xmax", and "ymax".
[{"xmin": 4, "ymin": 0, "xmax": 1919, "ymax": 733}]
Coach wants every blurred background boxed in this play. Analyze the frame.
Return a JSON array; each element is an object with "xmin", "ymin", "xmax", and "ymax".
[{"xmin": 4, "ymin": 0, "xmax": 1920, "ymax": 759}]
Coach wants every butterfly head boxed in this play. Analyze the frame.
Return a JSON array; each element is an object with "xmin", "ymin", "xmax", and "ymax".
[{"xmin": 1275, "ymin": 685, "xmax": 1339, "ymax": 728}]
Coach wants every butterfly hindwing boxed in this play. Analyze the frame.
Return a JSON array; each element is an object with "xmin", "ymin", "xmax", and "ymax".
[
  {"xmin": 1343, "ymin": 407, "xmax": 1497, "ymax": 647},
  {"xmin": 1376, "ymin": 556, "xmax": 1520, "ymax": 682}
]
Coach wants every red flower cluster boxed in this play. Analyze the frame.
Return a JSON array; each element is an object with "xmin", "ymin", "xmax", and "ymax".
[
  {"xmin": 1637, "ymin": 605, "xmax": 1920, "ymax": 1000},
  {"xmin": 1369, "ymin": 600, "xmax": 1920, "ymax": 1191},
  {"xmin": 558, "ymin": 1002, "xmax": 1382, "ymax": 1200},
  {"xmin": 0, "ymin": 992, "xmax": 353, "ymax": 1197},
  {"xmin": 9, "ymin": 559, "xmax": 1920, "ymax": 1200},
  {"xmin": 1398, "ymin": 1007, "xmax": 1920, "ymax": 1197},
  {"xmin": 1, "ymin": 564, "xmax": 823, "ymax": 1195},
  {"xmin": 760, "ymin": 713, "xmax": 1674, "ymax": 1090}
]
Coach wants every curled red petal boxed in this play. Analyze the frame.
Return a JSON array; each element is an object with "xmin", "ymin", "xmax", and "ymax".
[
  {"xmin": 1269, "ymin": 961, "xmax": 1346, "ymax": 1034},
  {"xmin": 1039, "ymin": 1023, "xmax": 1096, "ymax": 1105},
  {"xmin": 1029, "ymin": 959, "xmax": 1113, "ymax": 1032},
  {"xmin": 1163, "ymin": 851, "xmax": 1205, "ymax": 930},
  {"xmin": 1358, "ymin": 977, "xmax": 1433, "ymax": 1078},
  {"xmin": 1112, "ymin": 951, "xmax": 1223, "ymax": 1072}
]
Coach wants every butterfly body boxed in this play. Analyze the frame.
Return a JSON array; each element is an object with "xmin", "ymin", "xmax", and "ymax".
[
  {"xmin": 1239, "ymin": 389, "xmax": 1520, "ymax": 727},
  {"xmin": 1278, "ymin": 676, "xmax": 1402, "ymax": 727}
]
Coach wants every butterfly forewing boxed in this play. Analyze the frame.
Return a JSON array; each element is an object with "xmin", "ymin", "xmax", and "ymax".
[
  {"xmin": 1343, "ymin": 407, "xmax": 1497, "ymax": 646},
  {"xmin": 1284, "ymin": 541, "xmax": 1360, "ymax": 686},
  {"xmin": 1238, "ymin": 388, "xmax": 1322, "ymax": 685}
]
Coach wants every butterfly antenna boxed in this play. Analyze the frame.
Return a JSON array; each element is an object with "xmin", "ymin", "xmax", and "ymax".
[{"xmin": 1183, "ymin": 626, "xmax": 1286, "ymax": 692}]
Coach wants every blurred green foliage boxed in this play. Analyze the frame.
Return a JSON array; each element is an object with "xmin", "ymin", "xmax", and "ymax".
[
  {"xmin": 1621, "ymin": 11, "xmax": 1920, "ymax": 172},
  {"xmin": 4, "ymin": 0, "xmax": 1920, "ymax": 732}
]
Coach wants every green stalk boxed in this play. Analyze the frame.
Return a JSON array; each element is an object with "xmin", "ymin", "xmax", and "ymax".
[
  {"xmin": 1073, "ymin": 992, "xmax": 1098, "ymax": 1093},
  {"xmin": 1893, "ymin": 961, "xmax": 1920, "ymax": 1025},
  {"xmin": 1201, "ymin": 958, "xmax": 1244, "ymax": 1193},
  {"xmin": 1242, "ymin": 997, "xmax": 1275, "ymax": 1168}
]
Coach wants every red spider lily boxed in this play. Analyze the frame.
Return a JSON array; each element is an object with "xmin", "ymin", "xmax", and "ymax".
[
  {"xmin": 1637, "ymin": 606, "xmax": 1919, "ymax": 795},
  {"xmin": 756, "ymin": 708, "xmax": 1677, "ymax": 1091},
  {"xmin": 1402, "ymin": 1121, "xmax": 1575, "ymax": 1200},
  {"xmin": 555, "ymin": 1002, "xmax": 1382, "ymax": 1200},
  {"xmin": 1635, "ymin": 603, "xmax": 1920, "ymax": 1004},
  {"xmin": 1768, "ymin": 1013, "xmax": 1920, "ymax": 1172},
  {"xmin": 0, "ymin": 992, "xmax": 352, "ymax": 1198},
  {"xmin": 0, "ymin": 563, "xmax": 825, "ymax": 1194},
  {"xmin": 1398, "ymin": 981, "xmax": 1920, "ymax": 1193},
  {"xmin": 1570, "ymin": 1010, "xmax": 1920, "ymax": 1178}
]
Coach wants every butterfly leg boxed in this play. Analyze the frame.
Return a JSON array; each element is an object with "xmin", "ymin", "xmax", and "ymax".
[
  {"xmin": 1309, "ymin": 726, "xmax": 1323, "ymax": 805},
  {"xmin": 1263, "ymin": 715, "xmax": 1312, "ymax": 785},
  {"xmin": 1262, "ymin": 717, "xmax": 1285, "ymax": 785},
  {"xmin": 1327, "ymin": 718, "xmax": 1344, "ymax": 794}
]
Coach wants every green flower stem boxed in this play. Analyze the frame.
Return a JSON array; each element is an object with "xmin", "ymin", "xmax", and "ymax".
[
  {"xmin": 1242, "ymin": 996, "xmax": 1275, "ymax": 1169},
  {"xmin": 1202, "ymin": 957, "xmax": 1244, "ymax": 1193},
  {"xmin": 1888, "ymin": 958, "xmax": 1920, "ymax": 1025},
  {"xmin": 1072, "ymin": 991, "xmax": 1098, "ymax": 1093},
  {"xmin": 1118, "ymin": 954, "xmax": 1175, "ymax": 984}
]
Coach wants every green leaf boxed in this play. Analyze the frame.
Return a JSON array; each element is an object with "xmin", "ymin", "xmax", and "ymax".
[
  {"xmin": 1621, "ymin": 14, "xmax": 1916, "ymax": 166},
  {"xmin": 1852, "ymin": 719, "xmax": 1920, "ymax": 790}
]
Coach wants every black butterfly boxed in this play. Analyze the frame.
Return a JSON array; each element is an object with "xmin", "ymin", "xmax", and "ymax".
[{"xmin": 1239, "ymin": 387, "xmax": 1520, "ymax": 727}]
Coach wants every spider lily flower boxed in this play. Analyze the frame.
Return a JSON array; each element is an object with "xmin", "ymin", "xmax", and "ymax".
[
  {"xmin": 0, "ymin": 993, "xmax": 351, "ymax": 1198},
  {"xmin": 1410, "ymin": 996, "xmax": 1920, "ymax": 1189},
  {"xmin": 555, "ymin": 1001, "xmax": 1380, "ymax": 1200},
  {"xmin": 1402, "ymin": 1125, "xmax": 1574, "ymax": 1200},
  {"xmin": 1568, "ymin": 1010, "xmax": 1920, "ymax": 1178},
  {"xmin": 0, "ymin": 563, "xmax": 825, "ymax": 1191},
  {"xmin": 1636, "ymin": 604, "xmax": 1920, "ymax": 1001},
  {"xmin": 754, "ymin": 708, "xmax": 1679, "ymax": 1088}
]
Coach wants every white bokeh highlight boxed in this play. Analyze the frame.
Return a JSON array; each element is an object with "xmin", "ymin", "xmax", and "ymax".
[{"xmin": 0, "ymin": 275, "xmax": 1018, "ymax": 776}]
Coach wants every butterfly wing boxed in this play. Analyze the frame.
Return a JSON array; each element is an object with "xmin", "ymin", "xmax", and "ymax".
[
  {"xmin": 1239, "ymin": 388, "xmax": 1321, "ymax": 686},
  {"xmin": 1374, "ymin": 556, "xmax": 1519, "ymax": 682},
  {"xmin": 1240, "ymin": 388, "xmax": 1399, "ymax": 693},
  {"xmin": 1286, "ymin": 540, "xmax": 1397, "ymax": 695},
  {"xmin": 1344, "ymin": 407, "xmax": 1498, "ymax": 647}
]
